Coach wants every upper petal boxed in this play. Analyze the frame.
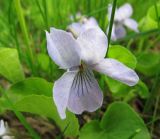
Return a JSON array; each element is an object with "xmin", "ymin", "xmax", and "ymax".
[
  {"xmin": 77, "ymin": 27, "xmax": 108, "ymax": 65},
  {"xmin": 67, "ymin": 68, "xmax": 103, "ymax": 114},
  {"xmin": 83, "ymin": 17, "xmax": 98, "ymax": 29},
  {"xmin": 67, "ymin": 22, "xmax": 85, "ymax": 37},
  {"xmin": 124, "ymin": 18, "xmax": 139, "ymax": 32},
  {"xmin": 53, "ymin": 71, "xmax": 78, "ymax": 119},
  {"xmin": 93, "ymin": 58, "xmax": 139, "ymax": 86},
  {"xmin": 46, "ymin": 28, "xmax": 80, "ymax": 69},
  {"xmin": 115, "ymin": 3, "xmax": 133, "ymax": 21}
]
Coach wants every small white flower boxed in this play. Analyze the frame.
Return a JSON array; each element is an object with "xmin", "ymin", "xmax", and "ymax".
[
  {"xmin": 46, "ymin": 27, "xmax": 139, "ymax": 119},
  {"xmin": 0, "ymin": 120, "xmax": 9, "ymax": 136},
  {"xmin": 107, "ymin": 3, "xmax": 139, "ymax": 41},
  {"xmin": 0, "ymin": 120, "xmax": 14, "ymax": 139},
  {"xmin": 67, "ymin": 15, "xmax": 98, "ymax": 38}
]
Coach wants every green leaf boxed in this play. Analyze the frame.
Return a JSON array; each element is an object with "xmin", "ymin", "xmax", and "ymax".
[
  {"xmin": 139, "ymin": 3, "xmax": 160, "ymax": 31},
  {"xmin": 139, "ymin": 16, "xmax": 157, "ymax": 31},
  {"xmin": 108, "ymin": 45, "xmax": 137, "ymax": 69},
  {"xmin": 105, "ymin": 76, "xmax": 149, "ymax": 99},
  {"xmin": 37, "ymin": 53, "xmax": 50, "ymax": 71},
  {"xmin": 105, "ymin": 76, "xmax": 129, "ymax": 97},
  {"xmin": 147, "ymin": 3, "xmax": 160, "ymax": 23},
  {"xmin": 79, "ymin": 120, "xmax": 102, "ymax": 139},
  {"xmin": 80, "ymin": 102, "xmax": 150, "ymax": 139},
  {"xmin": 0, "ymin": 77, "xmax": 79, "ymax": 137},
  {"xmin": 0, "ymin": 48, "xmax": 25, "ymax": 83},
  {"xmin": 136, "ymin": 52, "xmax": 160, "ymax": 76},
  {"xmin": 106, "ymin": 46, "xmax": 149, "ymax": 99}
]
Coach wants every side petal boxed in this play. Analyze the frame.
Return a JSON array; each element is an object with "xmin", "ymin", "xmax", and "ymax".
[
  {"xmin": 77, "ymin": 27, "xmax": 108, "ymax": 65},
  {"xmin": 53, "ymin": 71, "xmax": 78, "ymax": 119},
  {"xmin": 93, "ymin": 58, "xmax": 139, "ymax": 86},
  {"xmin": 67, "ymin": 68, "xmax": 103, "ymax": 114},
  {"xmin": 46, "ymin": 28, "xmax": 80, "ymax": 69},
  {"xmin": 115, "ymin": 3, "xmax": 133, "ymax": 21},
  {"xmin": 124, "ymin": 18, "xmax": 139, "ymax": 32}
]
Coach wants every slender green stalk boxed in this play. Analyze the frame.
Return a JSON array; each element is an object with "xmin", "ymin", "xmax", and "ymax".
[
  {"xmin": 42, "ymin": 0, "xmax": 48, "ymax": 29},
  {"xmin": 86, "ymin": 6, "xmax": 108, "ymax": 17},
  {"xmin": 150, "ymin": 95, "xmax": 160, "ymax": 135},
  {"xmin": 8, "ymin": 0, "xmax": 22, "ymax": 59},
  {"xmin": 112, "ymin": 29, "xmax": 160, "ymax": 44},
  {"xmin": 143, "ymin": 67, "xmax": 160, "ymax": 113},
  {"xmin": 126, "ymin": 39, "xmax": 134, "ymax": 49},
  {"xmin": 35, "ymin": 0, "xmax": 48, "ymax": 29},
  {"xmin": 106, "ymin": 0, "xmax": 117, "ymax": 56},
  {"xmin": 86, "ymin": 0, "xmax": 91, "ymax": 13},
  {"xmin": 14, "ymin": 0, "xmax": 35, "ymax": 75},
  {"xmin": 0, "ymin": 89, "xmax": 40, "ymax": 139}
]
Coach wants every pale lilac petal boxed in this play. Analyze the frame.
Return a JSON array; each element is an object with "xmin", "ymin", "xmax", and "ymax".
[
  {"xmin": 114, "ymin": 24, "xmax": 126, "ymax": 39},
  {"xmin": 77, "ymin": 27, "xmax": 108, "ymax": 65},
  {"xmin": 124, "ymin": 18, "xmax": 139, "ymax": 32},
  {"xmin": 67, "ymin": 68, "xmax": 103, "ymax": 114},
  {"xmin": 46, "ymin": 28, "xmax": 80, "ymax": 69},
  {"xmin": 107, "ymin": 24, "xmax": 126, "ymax": 41},
  {"xmin": 53, "ymin": 71, "xmax": 78, "ymax": 119},
  {"xmin": 108, "ymin": 4, "xmax": 113, "ymax": 20},
  {"xmin": 93, "ymin": 58, "xmax": 139, "ymax": 86},
  {"xmin": 83, "ymin": 17, "xmax": 98, "ymax": 28},
  {"xmin": 67, "ymin": 22, "xmax": 85, "ymax": 37},
  {"xmin": 108, "ymin": 4, "xmax": 119, "ymax": 21},
  {"xmin": 115, "ymin": 3, "xmax": 133, "ymax": 21},
  {"xmin": 107, "ymin": 24, "xmax": 118, "ymax": 41},
  {"xmin": 68, "ymin": 17, "xmax": 98, "ymax": 37}
]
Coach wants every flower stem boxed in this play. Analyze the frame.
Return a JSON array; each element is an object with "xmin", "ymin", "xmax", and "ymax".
[{"xmin": 106, "ymin": 0, "xmax": 117, "ymax": 56}]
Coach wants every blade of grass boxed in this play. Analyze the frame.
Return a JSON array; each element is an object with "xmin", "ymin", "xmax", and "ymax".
[
  {"xmin": 150, "ymin": 95, "xmax": 160, "ymax": 135},
  {"xmin": 0, "ymin": 88, "xmax": 40, "ymax": 139},
  {"xmin": 86, "ymin": 6, "xmax": 108, "ymax": 17},
  {"xmin": 154, "ymin": 2, "xmax": 160, "ymax": 28},
  {"xmin": 42, "ymin": 0, "xmax": 48, "ymax": 29},
  {"xmin": 8, "ymin": 0, "xmax": 22, "ymax": 59},
  {"xmin": 112, "ymin": 28, "xmax": 160, "ymax": 44},
  {"xmin": 106, "ymin": 0, "xmax": 117, "ymax": 56},
  {"xmin": 143, "ymin": 66, "xmax": 160, "ymax": 113},
  {"xmin": 35, "ymin": 0, "xmax": 48, "ymax": 29},
  {"xmin": 14, "ymin": 0, "xmax": 35, "ymax": 75}
]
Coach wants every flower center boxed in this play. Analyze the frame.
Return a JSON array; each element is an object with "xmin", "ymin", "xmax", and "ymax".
[{"xmin": 79, "ymin": 63, "xmax": 84, "ymax": 72}]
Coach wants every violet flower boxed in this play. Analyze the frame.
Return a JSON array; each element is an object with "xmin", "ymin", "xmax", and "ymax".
[
  {"xmin": 107, "ymin": 3, "xmax": 139, "ymax": 41},
  {"xmin": 46, "ymin": 27, "xmax": 139, "ymax": 119}
]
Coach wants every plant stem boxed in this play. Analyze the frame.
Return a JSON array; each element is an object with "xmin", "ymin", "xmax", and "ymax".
[
  {"xmin": 106, "ymin": 0, "xmax": 117, "ymax": 56},
  {"xmin": 14, "ymin": 0, "xmax": 35, "ymax": 75},
  {"xmin": 0, "ymin": 89, "xmax": 40, "ymax": 139}
]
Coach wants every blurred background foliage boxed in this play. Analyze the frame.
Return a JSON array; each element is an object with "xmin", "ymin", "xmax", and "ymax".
[{"xmin": 0, "ymin": 0, "xmax": 160, "ymax": 138}]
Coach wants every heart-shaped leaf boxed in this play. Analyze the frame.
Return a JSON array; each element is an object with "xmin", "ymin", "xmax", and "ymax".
[
  {"xmin": 0, "ymin": 77, "xmax": 79, "ymax": 137},
  {"xmin": 80, "ymin": 102, "xmax": 150, "ymax": 139}
]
